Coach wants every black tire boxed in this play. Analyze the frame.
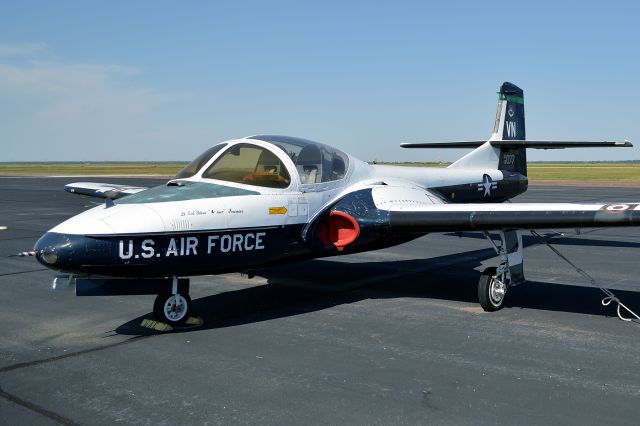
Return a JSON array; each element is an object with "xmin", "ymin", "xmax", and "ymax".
[
  {"xmin": 153, "ymin": 293, "xmax": 192, "ymax": 325},
  {"xmin": 478, "ymin": 267, "xmax": 506, "ymax": 312}
]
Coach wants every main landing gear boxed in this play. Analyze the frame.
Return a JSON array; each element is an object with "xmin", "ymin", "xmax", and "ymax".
[
  {"xmin": 478, "ymin": 266, "xmax": 508, "ymax": 311},
  {"xmin": 479, "ymin": 230, "xmax": 524, "ymax": 312}
]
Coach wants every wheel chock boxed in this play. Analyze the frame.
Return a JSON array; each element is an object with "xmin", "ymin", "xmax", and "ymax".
[
  {"xmin": 184, "ymin": 316, "xmax": 204, "ymax": 327},
  {"xmin": 140, "ymin": 316, "xmax": 203, "ymax": 332},
  {"xmin": 140, "ymin": 319, "xmax": 173, "ymax": 332}
]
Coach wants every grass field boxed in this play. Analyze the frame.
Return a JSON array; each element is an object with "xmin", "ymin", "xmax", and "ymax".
[
  {"xmin": 526, "ymin": 164, "xmax": 640, "ymax": 180},
  {"xmin": 0, "ymin": 163, "xmax": 187, "ymax": 176},
  {"xmin": 1, "ymin": 162, "xmax": 640, "ymax": 181}
]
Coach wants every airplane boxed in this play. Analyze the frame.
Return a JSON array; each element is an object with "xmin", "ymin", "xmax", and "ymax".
[{"xmin": 31, "ymin": 82, "xmax": 638, "ymax": 326}]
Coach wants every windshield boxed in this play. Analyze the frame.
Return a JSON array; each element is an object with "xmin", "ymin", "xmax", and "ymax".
[
  {"xmin": 202, "ymin": 143, "xmax": 291, "ymax": 189},
  {"xmin": 173, "ymin": 143, "xmax": 227, "ymax": 179},
  {"xmin": 116, "ymin": 181, "xmax": 258, "ymax": 204}
]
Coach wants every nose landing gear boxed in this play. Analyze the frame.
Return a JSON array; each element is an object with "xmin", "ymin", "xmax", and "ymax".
[
  {"xmin": 152, "ymin": 276, "xmax": 193, "ymax": 325},
  {"xmin": 153, "ymin": 293, "xmax": 192, "ymax": 325}
]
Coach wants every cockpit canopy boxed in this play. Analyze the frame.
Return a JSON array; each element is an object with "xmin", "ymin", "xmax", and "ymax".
[
  {"xmin": 247, "ymin": 135, "xmax": 349, "ymax": 185},
  {"xmin": 173, "ymin": 135, "xmax": 350, "ymax": 189}
]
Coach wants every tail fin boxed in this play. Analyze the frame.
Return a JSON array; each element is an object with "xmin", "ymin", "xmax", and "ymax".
[
  {"xmin": 440, "ymin": 81, "xmax": 528, "ymax": 175},
  {"xmin": 493, "ymin": 82, "xmax": 527, "ymax": 175},
  {"xmin": 400, "ymin": 82, "xmax": 631, "ymax": 176}
]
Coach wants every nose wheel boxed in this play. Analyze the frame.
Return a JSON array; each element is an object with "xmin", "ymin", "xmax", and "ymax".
[
  {"xmin": 478, "ymin": 267, "xmax": 507, "ymax": 311},
  {"xmin": 153, "ymin": 293, "xmax": 192, "ymax": 325}
]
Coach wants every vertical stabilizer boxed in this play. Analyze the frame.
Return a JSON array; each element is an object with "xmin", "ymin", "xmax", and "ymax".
[
  {"xmin": 450, "ymin": 82, "xmax": 527, "ymax": 175},
  {"xmin": 493, "ymin": 82, "xmax": 527, "ymax": 175},
  {"xmin": 492, "ymin": 82, "xmax": 526, "ymax": 142}
]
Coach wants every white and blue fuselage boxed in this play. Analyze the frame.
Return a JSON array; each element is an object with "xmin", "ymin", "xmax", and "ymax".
[{"xmin": 35, "ymin": 135, "xmax": 521, "ymax": 277}]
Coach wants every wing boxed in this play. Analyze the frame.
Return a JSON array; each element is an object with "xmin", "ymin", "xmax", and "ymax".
[
  {"xmin": 385, "ymin": 202, "xmax": 640, "ymax": 232},
  {"xmin": 305, "ymin": 186, "xmax": 640, "ymax": 254},
  {"xmin": 64, "ymin": 182, "xmax": 148, "ymax": 199}
]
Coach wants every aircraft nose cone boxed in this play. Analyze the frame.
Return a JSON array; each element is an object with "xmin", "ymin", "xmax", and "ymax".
[{"xmin": 34, "ymin": 232, "xmax": 73, "ymax": 269}]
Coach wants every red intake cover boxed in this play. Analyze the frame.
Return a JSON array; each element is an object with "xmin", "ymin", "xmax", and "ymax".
[{"xmin": 319, "ymin": 211, "xmax": 360, "ymax": 251}]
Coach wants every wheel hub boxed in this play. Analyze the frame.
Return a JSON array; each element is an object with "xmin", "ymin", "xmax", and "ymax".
[
  {"xmin": 489, "ymin": 277, "xmax": 506, "ymax": 306},
  {"xmin": 164, "ymin": 295, "xmax": 187, "ymax": 321}
]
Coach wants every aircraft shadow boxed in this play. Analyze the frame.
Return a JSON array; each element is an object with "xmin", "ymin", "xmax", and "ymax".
[
  {"xmin": 445, "ymin": 231, "xmax": 640, "ymax": 249},
  {"xmin": 115, "ymin": 246, "xmax": 640, "ymax": 336}
]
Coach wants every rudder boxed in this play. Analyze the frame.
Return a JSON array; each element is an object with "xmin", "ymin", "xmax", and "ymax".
[{"xmin": 494, "ymin": 82, "xmax": 527, "ymax": 176}]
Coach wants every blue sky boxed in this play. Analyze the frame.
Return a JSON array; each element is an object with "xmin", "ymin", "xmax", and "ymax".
[{"xmin": 1, "ymin": 1, "xmax": 638, "ymax": 162}]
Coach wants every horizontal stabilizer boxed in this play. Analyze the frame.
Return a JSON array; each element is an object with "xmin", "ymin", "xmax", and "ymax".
[
  {"xmin": 400, "ymin": 141, "xmax": 486, "ymax": 148},
  {"xmin": 491, "ymin": 140, "xmax": 632, "ymax": 149},
  {"xmin": 64, "ymin": 182, "xmax": 148, "ymax": 199},
  {"xmin": 401, "ymin": 140, "xmax": 632, "ymax": 149}
]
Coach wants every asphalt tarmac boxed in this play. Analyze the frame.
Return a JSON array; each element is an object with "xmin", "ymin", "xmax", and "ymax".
[{"xmin": 1, "ymin": 177, "xmax": 640, "ymax": 425}]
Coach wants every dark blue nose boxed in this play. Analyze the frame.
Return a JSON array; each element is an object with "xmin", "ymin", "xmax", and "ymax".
[
  {"xmin": 34, "ymin": 232, "xmax": 74, "ymax": 271},
  {"xmin": 34, "ymin": 232, "xmax": 115, "ymax": 275}
]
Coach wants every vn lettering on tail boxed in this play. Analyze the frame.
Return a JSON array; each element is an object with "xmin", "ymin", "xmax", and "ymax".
[{"xmin": 506, "ymin": 121, "xmax": 517, "ymax": 138}]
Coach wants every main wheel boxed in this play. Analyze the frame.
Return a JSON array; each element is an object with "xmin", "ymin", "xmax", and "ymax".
[
  {"xmin": 478, "ymin": 267, "xmax": 507, "ymax": 312},
  {"xmin": 153, "ymin": 293, "xmax": 192, "ymax": 325}
]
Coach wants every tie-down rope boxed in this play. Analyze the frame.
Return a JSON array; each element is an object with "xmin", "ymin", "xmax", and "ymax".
[{"xmin": 530, "ymin": 230, "xmax": 640, "ymax": 323}]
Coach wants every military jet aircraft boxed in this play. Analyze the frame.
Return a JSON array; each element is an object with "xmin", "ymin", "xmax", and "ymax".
[{"xmin": 33, "ymin": 82, "xmax": 637, "ymax": 325}]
